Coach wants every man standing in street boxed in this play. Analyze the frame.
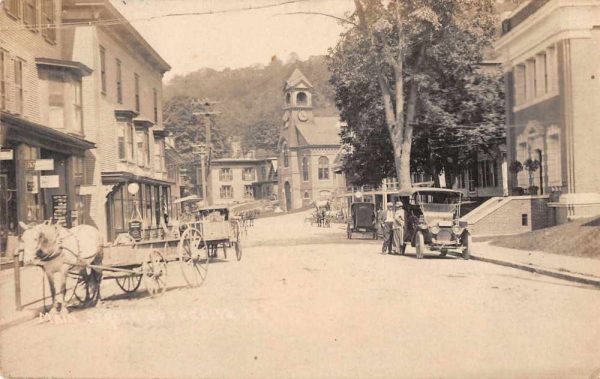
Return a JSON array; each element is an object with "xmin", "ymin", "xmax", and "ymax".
[
  {"xmin": 393, "ymin": 201, "xmax": 406, "ymax": 255},
  {"xmin": 381, "ymin": 202, "xmax": 395, "ymax": 254}
]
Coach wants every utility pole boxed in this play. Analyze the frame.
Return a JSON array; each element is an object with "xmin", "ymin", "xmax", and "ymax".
[{"xmin": 192, "ymin": 98, "xmax": 220, "ymax": 205}]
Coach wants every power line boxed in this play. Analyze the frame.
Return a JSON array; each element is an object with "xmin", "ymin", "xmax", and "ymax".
[{"xmin": 0, "ymin": 0, "xmax": 308, "ymax": 32}]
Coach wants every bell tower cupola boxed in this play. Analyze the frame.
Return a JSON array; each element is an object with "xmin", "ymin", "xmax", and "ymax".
[{"xmin": 283, "ymin": 68, "xmax": 313, "ymax": 111}]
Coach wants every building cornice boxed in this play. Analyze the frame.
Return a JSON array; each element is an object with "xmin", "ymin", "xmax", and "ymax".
[
  {"xmin": 114, "ymin": 109, "xmax": 139, "ymax": 122},
  {"xmin": 35, "ymin": 57, "xmax": 93, "ymax": 76},
  {"xmin": 133, "ymin": 118, "xmax": 154, "ymax": 130}
]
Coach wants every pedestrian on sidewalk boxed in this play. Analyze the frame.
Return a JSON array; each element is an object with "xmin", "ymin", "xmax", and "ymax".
[{"xmin": 381, "ymin": 203, "xmax": 395, "ymax": 254}]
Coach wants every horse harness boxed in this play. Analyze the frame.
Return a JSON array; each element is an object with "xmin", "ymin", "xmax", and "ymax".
[{"xmin": 36, "ymin": 226, "xmax": 82, "ymax": 263}]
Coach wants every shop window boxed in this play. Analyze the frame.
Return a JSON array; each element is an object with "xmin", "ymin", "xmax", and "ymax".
[
  {"xmin": 41, "ymin": 0, "xmax": 56, "ymax": 43},
  {"xmin": 113, "ymin": 186, "xmax": 125, "ymax": 231},
  {"xmin": 244, "ymin": 185, "xmax": 253, "ymax": 199},
  {"xmin": 318, "ymin": 156, "xmax": 329, "ymax": 180}
]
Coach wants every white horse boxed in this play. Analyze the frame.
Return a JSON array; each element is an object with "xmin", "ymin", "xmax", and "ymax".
[{"xmin": 19, "ymin": 221, "xmax": 104, "ymax": 314}]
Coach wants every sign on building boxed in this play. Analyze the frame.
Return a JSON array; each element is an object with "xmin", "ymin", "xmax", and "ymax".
[{"xmin": 40, "ymin": 175, "xmax": 60, "ymax": 188}]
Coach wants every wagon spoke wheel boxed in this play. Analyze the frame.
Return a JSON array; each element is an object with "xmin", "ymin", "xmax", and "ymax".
[
  {"xmin": 143, "ymin": 250, "xmax": 167, "ymax": 297},
  {"xmin": 66, "ymin": 271, "xmax": 88, "ymax": 307},
  {"xmin": 116, "ymin": 275, "xmax": 143, "ymax": 293},
  {"xmin": 178, "ymin": 227, "xmax": 208, "ymax": 287}
]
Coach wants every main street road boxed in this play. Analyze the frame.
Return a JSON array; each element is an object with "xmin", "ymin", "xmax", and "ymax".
[{"xmin": 1, "ymin": 211, "xmax": 599, "ymax": 378}]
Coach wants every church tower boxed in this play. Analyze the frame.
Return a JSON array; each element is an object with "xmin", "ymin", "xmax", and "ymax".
[{"xmin": 282, "ymin": 68, "xmax": 314, "ymax": 136}]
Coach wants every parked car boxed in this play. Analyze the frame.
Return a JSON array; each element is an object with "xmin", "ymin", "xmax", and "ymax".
[{"xmin": 396, "ymin": 188, "xmax": 471, "ymax": 259}]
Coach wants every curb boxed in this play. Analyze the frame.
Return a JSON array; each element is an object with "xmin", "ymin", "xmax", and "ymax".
[{"xmin": 464, "ymin": 253, "xmax": 600, "ymax": 288}]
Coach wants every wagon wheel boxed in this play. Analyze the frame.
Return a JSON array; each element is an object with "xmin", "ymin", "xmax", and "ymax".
[
  {"xmin": 66, "ymin": 271, "xmax": 88, "ymax": 306},
  {"xmin": 143, "ymin": 250, "xmax": 167, "ymax": 296},
  {"xmin": 177, "ymin": 227, "xmax": 209, "ymax": 287},
  {"xmin": 115, "ymin": 275, "xmax": 142, "ymax": 293}
]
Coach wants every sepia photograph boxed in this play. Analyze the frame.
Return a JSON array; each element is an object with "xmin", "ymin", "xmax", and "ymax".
[{"xmin": 0, "ymin": 0, "xmax": 599, "ymax": 377}]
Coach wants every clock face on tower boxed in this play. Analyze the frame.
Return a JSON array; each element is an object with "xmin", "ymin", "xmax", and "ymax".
[
  {"xmin": 298, "ymin": 111, "xmax": 308, "ymax": 122},
  {"xmin": 282, "ymin": 111, "xmax": 290, "ymax": 122}
]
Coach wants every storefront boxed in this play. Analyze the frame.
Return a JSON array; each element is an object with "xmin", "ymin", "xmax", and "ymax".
[
  {"xmin": 0, "ymin": 113, "xmax": 95, "ymax": 256},
  {"xmin": 102, "ymin": 172, "xmax": 175, "ymax": 242}
]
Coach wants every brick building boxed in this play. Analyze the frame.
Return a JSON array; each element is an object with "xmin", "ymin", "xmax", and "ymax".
[
  {"xmin": 58, "ymin": 0, "xmax": 173, "ymax": 242},
  {"xmin": 1, "ymin": 0, "xmax": 96, "ymax": 254},
  {"xmin": 278, "ymin": 69, "xmax": 346, "ymax": 211},
  {"xmin": 208, "ymin": 157, "xmax": 277, "ymax": 206},
  {"xmin": 495, "ymin": 0, "xmax": 600, "ymax": 223}
]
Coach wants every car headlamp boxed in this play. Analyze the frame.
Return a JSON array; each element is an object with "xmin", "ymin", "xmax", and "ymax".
[{"xmin": 430, "ymin": 225, "xmax": 440, "ymax": 234}]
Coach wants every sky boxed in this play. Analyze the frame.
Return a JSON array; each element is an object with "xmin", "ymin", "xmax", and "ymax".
[{"xmin": 112, "ymin": 0, "xmax": 355, "ymax": 82}]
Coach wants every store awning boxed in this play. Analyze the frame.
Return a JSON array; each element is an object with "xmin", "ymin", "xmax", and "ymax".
[
  {"xmin": 1, "ymin": 111, "xmax": 95, "ymax": 155},
  {"xmin": 101, "ymin": 171, "xmax": 175, "ymax": 186}
]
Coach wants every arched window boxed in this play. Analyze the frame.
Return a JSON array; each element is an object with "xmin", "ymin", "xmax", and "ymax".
[
  {"xmin": 282, "ymin": 142, "xmax": 289, "ymax": 168},
  {"xmin": 318, "ymin": 156, "xmax": 329, "ymax": 180},
  {"xmin": 286, "ymin": 92, "xmax": 291, "ymax": 105},
  {"xmin": 303, "ymin": 191, "xmax": 310, "ymax": 199},
  {"xmin": 302, "ymin": 156, "xmax": 309, "ymax": 181},
  {"xmin": 296, "ymin": 92, "xmax": 307, "ymax": 106}
]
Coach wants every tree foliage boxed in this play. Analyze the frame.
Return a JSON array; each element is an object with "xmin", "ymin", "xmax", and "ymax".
[
  {"xmin": 163, "ymin": 55, "xmax": 337, "ymax": 156},
  {"xmin": 329, "ymin": 0, "xmax": 504, "ymax": 187}
]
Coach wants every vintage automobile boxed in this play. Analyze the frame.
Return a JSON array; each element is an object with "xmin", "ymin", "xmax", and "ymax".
[
  {"xmin": 347, "ymin": 202, "xmax": 377, "ymax": 239},
  {"xmin": 396, "ymin": 188, "xmax": 471, "ymax": 259}
]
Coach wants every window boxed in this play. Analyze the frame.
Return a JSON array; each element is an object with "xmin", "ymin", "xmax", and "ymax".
[
  {"xmin": 127, "ymin": 123, "xmax": 135, "ymax": 161},
  {"xmin": 477, "ymin": 160, "xmax": 497, "ymax": 188},
  {"xmin": 296, "ymin": 92, "xmax": 307, "ymax": 106},
  {"xmin": 242, "ymin": 167, "xmax": 255, "ymax": 181},
  {"xmin": 4, "ymin": 0, "xmax": 22, "ymax": 19},
  {"xmin": 134, "ymin": 73, "xmax": 140, "ymax": 113},
  {"xmin": 303, "ymin": 191, "xmax": 310, "ymax": 199},
  {"xmin": 154, "ymin": 139, "xmax": 165, "ymax": 172},
  {"xmin": 73, "ymin": 78, "xmax": 83, "ymax": 134},
  {"xmin": 23, "ymin": 0, "xmax": 37, "ymax": 31},
  {"xmin": 527, "ymin": 59, "xmax": 536, "ymax": 101},
  {"xmin": 282, "ymin": 142, "xmax": 289, "ymax": 168},
  {"xmin": 521, "ymin": 214, "xmax": 528, "ymax": 226},
  {"xmin": 118, "ymin": 124, "xmax": 126, "ymax": 160},
  {"xmin": 220, "ymin": 185, "xmax": 233, "ymax": 199},
  {"xmin": 514, "ymin": 64, "xmax": 525, "ymax": 106},
  {"xmin": 41, "ymin": 0, "xmax": 55, "ymax": 43},
  {"xmin": 546, "ymin": 129, "xmax": 562, "ymax": 186},
  {"xmin": 219, "ymin": 168, "xmax": 232, "ymax": 181},
  {"xmin": 99, "ymin": 46, "xmax": 106, "ymax": 94},
  {"xmin": 538, "ymin": 52, "xmax": 547, "ymax": 96},
  {"xmin": 244, "ymin": 185, "xmax": 253, "ymax": 199},
  {"xmin": 0, "ymin": 50, "xmax": 6, "ymax": 110},
  {"xmin": 302, "ymin": 157, "xmax": 309, "ymax": 181},
  {"xmin": 318, "ymin": 156, "xmax": 329, "ymax": 180},
  {"xmin": 116, "ymin": 59, "xmax": 122, "ymax": 104},
  {"xmin": 13, "ymin": 59, "xmax": 23, "ymax": 114},
  {"xmin": 112, "ymin": 186, "xmax": 125, "ymax": 231},
  {"xmin": 137, "ymin": 129, "xmax": 150, "ymax": 167},
  {"xmin": 153, "ymin": 88, "xmax": 158, "ymax": 123},
  {"xmin": 285, "ymin": 92, "xmax": 291, "ymax": 105}
]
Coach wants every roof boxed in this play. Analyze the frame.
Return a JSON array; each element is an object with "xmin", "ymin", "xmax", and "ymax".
[
  {"xmin": 285, "ymin": 68, "xmax": 313, "ymax": 89},
  {"xmin": 211, "ymin": 158, "xmax": 275, "ymax": 165},
  {"xmin": 396, "ymin": 188, "xmax": 464, "ymax": 196},
  {"xmin": 296, "ymin": 117, "xmax": 342, "ymax": 146}
]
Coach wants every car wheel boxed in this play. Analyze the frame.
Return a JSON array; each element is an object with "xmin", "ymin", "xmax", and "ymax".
[
  {"xmin": 462, "ymin": 232, "xmax": 472, "ymax": 260},
  {"xmin": 415, "ymin": 231, "xmax": 425, "ymax": 259}
]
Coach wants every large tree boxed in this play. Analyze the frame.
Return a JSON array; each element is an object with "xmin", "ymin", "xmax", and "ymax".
[{"xmin": 329, "ymin": 0, "xmax": 499, "ymax": 188}]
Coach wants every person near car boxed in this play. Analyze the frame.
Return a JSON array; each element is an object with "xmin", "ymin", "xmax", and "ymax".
[
  {"xmin": 393, "ymin": 201, "xmax": 405, "ymax": 254},
  {"xmin": 381, "ymin": 202, "xmax": 395, "ymax": 254}
]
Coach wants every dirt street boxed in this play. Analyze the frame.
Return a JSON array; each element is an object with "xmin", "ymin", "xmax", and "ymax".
[{"xmin": 1, "ymin": 211, "xmax": 599, "ymax": 378}]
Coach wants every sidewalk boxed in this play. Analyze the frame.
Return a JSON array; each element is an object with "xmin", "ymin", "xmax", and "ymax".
[
  {"xmin": 0, "ymin": 265, "xmax": 48, "ymax": 330},
  {"xmin": 468, "ymin": 241, "xmax": 600, "ymax": 287}
]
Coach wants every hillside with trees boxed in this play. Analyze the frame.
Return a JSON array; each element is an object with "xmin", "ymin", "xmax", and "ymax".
[{"xmin": 162, "ymin": 55, "xmax": 337, "ymax": 158}]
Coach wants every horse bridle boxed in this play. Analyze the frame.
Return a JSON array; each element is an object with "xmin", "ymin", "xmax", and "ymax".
[{"xmin": 35, "ymin": 225, "xmax": 80, "ymax": 262}]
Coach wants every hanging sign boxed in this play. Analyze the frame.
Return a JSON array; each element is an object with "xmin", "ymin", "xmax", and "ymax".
[
  {"xmin": 40, "ymin": 175, "xmax": 60, "ymax": 188},
  {"xmin": 128, "ymin": 220, "xmax": 143, "ymax": 241},
  {"xmin": 35, "ymin": 159, "xmax": 54, "ymax": 171},
  {"xmin": 52, "ymin": 195, "xmax": 69, "ymax": 227},
  {"xmin": 0, "ymin": 149, "xmax": 13, "ymax": 160}
]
